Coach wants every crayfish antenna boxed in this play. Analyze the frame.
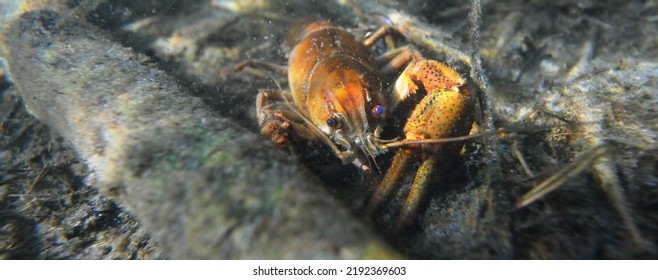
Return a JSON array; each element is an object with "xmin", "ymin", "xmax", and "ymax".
[{"xmin": 381, "ymin": 126, "xmax": 553, "ymax": 149}]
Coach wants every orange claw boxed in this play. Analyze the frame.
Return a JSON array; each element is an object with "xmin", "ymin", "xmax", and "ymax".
[
  {"xmin": 369, "ymin": 59, "xmax": 475, "ymax": 229},
  {"xmin": 394, "ymin": 59, "xmax": 466, "ymax": 105}
]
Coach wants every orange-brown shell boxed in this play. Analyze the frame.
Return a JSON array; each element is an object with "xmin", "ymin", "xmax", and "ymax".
[{"xmin": 287, "ymin": 22, "xmax": 384, "ymax": 134}]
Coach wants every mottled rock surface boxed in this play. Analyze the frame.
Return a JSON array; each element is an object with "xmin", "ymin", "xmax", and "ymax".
[{"xmin": 1, "ymin": 4, "xmax": 397, "ymax": 259}]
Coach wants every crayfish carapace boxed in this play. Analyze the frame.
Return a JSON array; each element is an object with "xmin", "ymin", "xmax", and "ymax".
[{"xmin": 254, "ymin": 21, "xmax": 476, "ymax": 227}]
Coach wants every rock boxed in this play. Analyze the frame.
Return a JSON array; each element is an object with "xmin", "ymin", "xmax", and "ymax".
[{"xmin": 2, "ymin": 10, "xmax": 398, "ymax": 259}]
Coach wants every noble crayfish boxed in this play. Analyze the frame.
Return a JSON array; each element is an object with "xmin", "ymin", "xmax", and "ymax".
[{"xmin": 238, "ymin": 20, "xmax": 476, "ymax": 227}]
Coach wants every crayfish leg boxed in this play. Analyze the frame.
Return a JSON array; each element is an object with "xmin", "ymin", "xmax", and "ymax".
[
  {"xmin": 219, "ymin": 59, "xmax": 287, "ymax": 79},
  {"xmin": 362, "ymin": 25, "xmax": 401, "ymax": 49},
  {"xmin": 397, "ymin": 157, "xmax": 436, "ymax": 229},
  {"xmin": 256, "ymin": 89, "xmax": 315, "ymax": 147},
  {"xmin": 366, "ymin": 149, "xmax": 437, "ymax": 229},
  {"xmin": 366, "ymin": 148, "xmax": 413, "ymax": 216},
  {"xmin": 375, "ymin": 46, "xmax": 423, "ymax": 75}
]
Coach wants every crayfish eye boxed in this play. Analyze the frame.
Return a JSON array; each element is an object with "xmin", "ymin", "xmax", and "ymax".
[
  {"xmin": 326, "ymin": 116, "xmax": 342, "ymax": 129},
  {"xmin": 371, "ymin": 105, "xmax": 384, "ymax": 117},
  {"xmin": 326, "ymin": 118, "xmax": 336, "ymax": 128}
]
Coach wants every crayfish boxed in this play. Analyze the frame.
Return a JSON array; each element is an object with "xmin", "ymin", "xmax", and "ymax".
[{"xmin": 246, "ymin": 20, "xmax": 476, "ymax": 227}]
